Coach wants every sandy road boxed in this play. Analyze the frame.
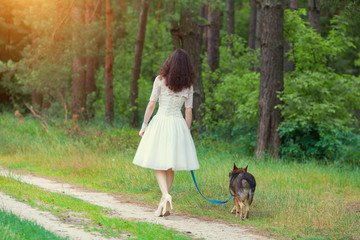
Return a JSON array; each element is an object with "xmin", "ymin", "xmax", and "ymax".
[
  {"xmin": 0, "ymin": 192, "xmax": 122, "ymax": 240},
  {"xmin": 0, "ymin": 167, "xmax": 273, "ymax": 240}
]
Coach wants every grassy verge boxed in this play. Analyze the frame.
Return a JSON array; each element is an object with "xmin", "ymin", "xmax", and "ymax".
[
  {"xmin": 1, "ymin": 113, "xmax": 359, "ymax": 239},
  {"xmin": 0, "ymin": 208, "xmax": 68, "ymax": 240},
  {"xmin": 0, "ymin": 176, "xmax": 191, "ymax": 240}
]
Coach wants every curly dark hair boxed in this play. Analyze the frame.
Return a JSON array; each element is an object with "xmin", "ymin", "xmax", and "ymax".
[{"xmin": 158, "ymin": 49, "xmax": 196, "ymax": 92}]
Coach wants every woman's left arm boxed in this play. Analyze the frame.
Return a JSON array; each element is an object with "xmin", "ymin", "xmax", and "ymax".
[
  {"xmin": 185, "ymin": 108, "xmax": 192, "ymax": 129},
  {"xmin": 184, "ymin": 85, "xmax": 193, "ymax": 130},
  {"xmin": 143, "ymin": 101, "xmax": 156, "ymax": 125},
  {"xmin": 140, "ymin": 77, "xmax": 161, "ymax": 136}
]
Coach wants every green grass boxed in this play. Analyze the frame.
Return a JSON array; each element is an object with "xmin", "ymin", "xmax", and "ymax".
[
  {"xmin": 0, "ymin": 176, "xmax": 191, "ymax": 240},
  {"xmin": 1, "ymin": 113, "xmax": 360, "ymax": 239},
  {"xmin": 0, "ymin": 208, "xmax": 68, "ymax": 240}
]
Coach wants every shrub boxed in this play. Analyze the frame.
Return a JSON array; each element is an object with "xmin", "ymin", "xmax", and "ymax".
[{"xmin": 278, "ymin": 122, "xmax": 360, "ymax": 166}]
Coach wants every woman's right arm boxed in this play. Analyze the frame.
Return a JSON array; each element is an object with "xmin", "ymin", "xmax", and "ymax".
[
  {"xmin": 143, "ymin": 101, "xmax": 156, "ymax": 125},
  {"xmin": 139, "ymin": 101, "xmax": 156, "ymax": 137},
  {"xmin": 140, "ymin": 77, "xmax": 161, "ymax": 136}
]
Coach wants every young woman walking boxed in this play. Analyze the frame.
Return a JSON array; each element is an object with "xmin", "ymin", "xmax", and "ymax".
[{"xmin": 133, "ymin": 49, "xmax": 199, "ymax": 217}]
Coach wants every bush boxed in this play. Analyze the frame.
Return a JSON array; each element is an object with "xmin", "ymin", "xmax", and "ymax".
[
  {"xmin": 202, "ymin": 35, "xmax": 259, "ymax": 139},
  {"xmin": 278, "ymin": 122, "xmax": 360, "ymax": 166}
]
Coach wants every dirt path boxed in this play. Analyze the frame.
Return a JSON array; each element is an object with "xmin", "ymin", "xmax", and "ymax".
[
  {"xmin": 0, "ymin": 167, "xmax": 272, "ymax": 240},
  {"xmin": 0, "ymin": 191, "xmax": 121, "ymax": 240}
]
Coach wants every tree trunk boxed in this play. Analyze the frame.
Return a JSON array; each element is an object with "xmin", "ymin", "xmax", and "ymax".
[
  {"xmin": 181, "ymin": 12, "xmax": 205, "ymax": 132},
  {"xmin": 119, "ymin": 0, "xmax": 126, "ymax": 12},
  {"xmin": 170, "ymin": 9, "xmax": 205, "ymax": 132},
  {"xmin": 284, "ymin": 0, "xmax": 297, "ymax": 72},
  {"xmin": 118, "ymin": 0, "xmax": 127, "ymax": 37},
  {"xmin": 254, "ymin": 1, "xmax": 262, "ymax": 73},
  {"xmin": 129, "ymin": 0, "xmax": 150, "ymax": 127},
  {"xmin": 289, "ymin": 0, "xmax": 298, "ymax": 10},
  {"xmin": 255, "ymin": 0, "xmax": 284, "ymax": 160},
  {"xmin": 31, "ymin": 90, "xmax": 43, "ymax": 110},
  {"xmin": 207, "ymin": 5, "xmax": 221, "ymax": 73},
  {"xmin": 308, "ymin": 0, "xmax": 320, "ymax": 33},
  {"xmin": 255, "ymin": 2, "xmax": 262, "ymax": 50},
  {"xmin": 71, "ymin": 3, "xmax": 86, "ymax": 120},
  {"xmin": 31, "ymin": 31, "xmax": 43, "ymax": 111},
  {"xmin": 154, "ymin": 0, "xmax": 162, "ymax": 51},
  {"xmin": 169, "ymin": 5, "xmax": 206, "ymax": 131},
  {"xmin": 105, "ymin": 0, "xmax": 114, "ymax": 124},
  {"xmin": 248, "ymin": 0, "xmax": 257, "ymax": 49},
  {"xmin": 200, "ymin": 5, "xmax": 208, "ymax": 53},
  {"xmin": 226, "ymin": 0, "xmax": 234, "ymax": 49},
  {"xmin": 85, "ymin": 0, "xmax": 101, "ymax": 119},
  {"xmin": 170, "ymin": 22, "xmax": 181, "ymax": 49}
]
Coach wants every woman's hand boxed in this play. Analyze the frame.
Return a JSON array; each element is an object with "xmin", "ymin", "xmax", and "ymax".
[
  {"xmin": 138, "ymin": 101, "xmax": 156, "ymax": 137},
  {"xmin": 139, "ymin": 123, "xmax": 148, "ymax": 137}
]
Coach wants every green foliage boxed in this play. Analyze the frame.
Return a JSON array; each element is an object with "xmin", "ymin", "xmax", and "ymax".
[
  {"xmin": 284, "ymin": 9, "xmax": 355, "ymax": 73},
  {"xmin": 0, "ymin": 0, "xmax": 96, "ymax": 116},
  {"xmin": 92, "ymin": 3, "xmax": 173, "ymax": 124},
  {"xmin": 278, "ymin": 122, "xmax": 360, "ymax": 165},
  {"xmin": 202, "ymin": 35, "xmax": 259, "ymax": 142},
  {"xmin": 278, "ymin": 9, "xmax": 360, "ymax": 164},
  {"xmin": 279, "ymin": 71, "xmax": 360, "ymax": 127},
  {"xmin": 233, "ymin": 1, "xmax": 250, "ymax": 41},
  {"xmin": 0, "ymin": 60, "xmax": 29, "ymax": 106},
  {"xmin": 1, "ymin": 1, "xmax": 360, "ymax": 165}
]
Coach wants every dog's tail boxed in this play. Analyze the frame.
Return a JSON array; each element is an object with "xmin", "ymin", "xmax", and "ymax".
[
  {"xmin": 248, "ymin": 177, "xmax": 256, "ymax": 205},
  {"xmin": 248, "ymin": 188, "xmax": 255, "ymax": 205}
]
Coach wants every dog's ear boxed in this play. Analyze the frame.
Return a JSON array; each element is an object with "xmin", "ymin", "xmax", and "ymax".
[
  {"xmin": 233, "ymin": 163, "xmax": 237, "ymax": 170},
  {"xmin": 244, "ymin": 165, "xmax": 248, "ymax": 172}
]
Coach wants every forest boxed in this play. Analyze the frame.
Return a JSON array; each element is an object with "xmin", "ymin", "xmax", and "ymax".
[{"xmin": 1, "ymin": 0, "xmax": 360, "ymax": 165}]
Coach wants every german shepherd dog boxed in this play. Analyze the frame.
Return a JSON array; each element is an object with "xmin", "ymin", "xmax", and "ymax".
[{"xmin": 229, "ymin": 163, "xmax": 256, "ymax": 220}]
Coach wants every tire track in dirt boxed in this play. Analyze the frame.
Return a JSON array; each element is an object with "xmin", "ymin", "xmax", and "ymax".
[
  {"xmin": 0, "ymin": 167, "xmax": 273, "ymax": 240},
  {"xmin": 0, "ymin": 192, "xmax": 120, "ymax": 240}
]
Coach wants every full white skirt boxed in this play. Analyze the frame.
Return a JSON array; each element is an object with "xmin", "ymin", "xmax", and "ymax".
[{"xmin": 133, "ymin": 114, "xmax": 199, "ymax": 171}]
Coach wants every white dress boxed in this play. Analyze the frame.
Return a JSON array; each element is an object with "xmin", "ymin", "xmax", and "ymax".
[{"xmin": 133, "ymin": 76, "xmax": 200, "ymax": 171}]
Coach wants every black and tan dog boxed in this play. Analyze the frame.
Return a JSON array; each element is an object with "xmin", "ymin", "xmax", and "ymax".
[{"xmin": 229, "ymin": 163, "xmax": 256, "ymax": 220}]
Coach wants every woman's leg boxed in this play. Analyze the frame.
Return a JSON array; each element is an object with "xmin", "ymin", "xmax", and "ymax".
[
  {"xmin": 164, "ymin": 169, "xmax": 174, "ymax": 213},
  {"xmin": 154, "ymin": 170, "xmax": 169, "ymax": 216},
  {"xmin": 165, "ymin": 169, "xmax": 174, "ymax": 193},
  {"xmin": 155, "ymin": 169, "xmax": 174, "ymax": 215},
  {"xmin": 155, "ymin": 170, "xmax": 169, "ymax": 198}
]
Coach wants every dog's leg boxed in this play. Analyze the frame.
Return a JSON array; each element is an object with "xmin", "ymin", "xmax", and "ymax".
[
  {"xmin": 245, "ymin": 199, "xmax": 252, "ymax": 219},
  {"xmin": 233, "ymin": 198, "xmax": 240, "ymax": 217},
  {"xmin": 245, "ymin": 201, "xmax": 250, "ymax": 219},
  {"xmin": 231, "ymin": 198, "xmax": 236, "ymax": 214},
  {"xmin": 239, "ymin": 201, "xmax": 245, "ymax": 220},
  {"xmin": 231, "ymin": 206, "xmax": 236, "ymax": 214},
  {"xmin": 245, "ymin": 192, "xmax": 254, "ymax": 219}
]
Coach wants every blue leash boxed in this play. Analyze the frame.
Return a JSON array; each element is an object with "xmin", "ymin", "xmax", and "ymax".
[{"xmin": 190, "ymin": 170, "xmax": 232, "ymax": 204}]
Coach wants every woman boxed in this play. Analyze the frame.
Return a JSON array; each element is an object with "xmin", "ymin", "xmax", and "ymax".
[{"xmin": 133, "ymin": 49, "xmax": 199, "ymax": 217}]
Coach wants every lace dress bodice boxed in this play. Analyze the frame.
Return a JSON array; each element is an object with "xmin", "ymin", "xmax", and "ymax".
[{"xmin": 149, "ymin": 76, "xmax": 193, "ymax": 118}]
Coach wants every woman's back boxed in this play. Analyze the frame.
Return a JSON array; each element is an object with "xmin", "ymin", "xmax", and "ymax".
[{"xmin": 150, "ymin": 77, "xmax": 193, "ymax": 118}]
